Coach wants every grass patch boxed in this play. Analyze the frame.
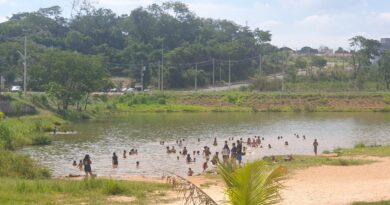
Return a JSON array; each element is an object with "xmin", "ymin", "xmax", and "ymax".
[
  {"xmin": 334, "ymin": 146, "xmax": 390, "ymax": 157},
  {"xmin": 0, "ymin": 150, "xmax": 50, "ymax": 179},
  {"xmin": 0, "ymin": 178, "xmax": 170, "ymax": 205},
  {"xmin": 262, "ymin": 155, "xmax": 374, "ymax": 171}
]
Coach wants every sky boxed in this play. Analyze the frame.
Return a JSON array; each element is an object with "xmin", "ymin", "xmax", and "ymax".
[{"xmin": 0, "ymin": 0, "xmax": 390, "ymax": 50}]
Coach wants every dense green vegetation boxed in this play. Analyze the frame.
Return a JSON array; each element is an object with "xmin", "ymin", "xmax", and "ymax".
[
  {"xmin": 87, "ymin": 91, "xmax": 390, "ymax": 113},
  {"xmin": 1, "ymin": 0, "xmax": 390, "ymax": 101},
  {"xmin": 0, "ymin": 94, "xmax": 171, "ymax": 205}
]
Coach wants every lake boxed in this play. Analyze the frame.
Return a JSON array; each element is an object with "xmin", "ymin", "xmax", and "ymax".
[{"xmin": 22, "ymin": 112, "xmax": 390, "ymax": 177}]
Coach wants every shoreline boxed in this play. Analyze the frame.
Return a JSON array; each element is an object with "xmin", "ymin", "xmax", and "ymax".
[{"xmin": 56, "ymin": 155, "xmax": 390, "ymax": 205}]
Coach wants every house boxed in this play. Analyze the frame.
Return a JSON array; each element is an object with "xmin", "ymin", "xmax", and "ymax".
[{"xmin": 381, "ymin": 38, "xmax": 390, "ymax": 50}]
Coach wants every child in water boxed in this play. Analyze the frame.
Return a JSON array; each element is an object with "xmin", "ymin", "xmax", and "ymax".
[
  {"xmin": 78, "ymin": 160, "xmax": 83, "ymax": 171},
  {"xmin": 202, "ymin": 161, "xmax": 208, "ymax": 172},
  {"xmin": 187, "ymin": 168, "xmax": 194, "ymax": 176}
]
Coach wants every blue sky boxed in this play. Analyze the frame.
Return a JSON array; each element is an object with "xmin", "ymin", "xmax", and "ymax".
[{"xmin": 1, "ymin": 0, "xmax": 390, "ymax": 49}]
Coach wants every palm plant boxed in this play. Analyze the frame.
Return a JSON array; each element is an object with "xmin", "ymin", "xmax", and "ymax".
[{"xmin": 217, "ymin": 160, "xmax": 286, "ymax": 205}]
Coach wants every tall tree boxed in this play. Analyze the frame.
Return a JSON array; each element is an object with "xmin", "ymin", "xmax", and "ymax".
[
  {"xmin": 379, "ymin": 50, "xmax": 390, "ymax": 89},
  {"xmin": 349, "ymin": 36, "xmax": 381, "ymax": 78},
  {"xmin": 32, "ymin": 50, "xmax": 108, "ymax": 110}
]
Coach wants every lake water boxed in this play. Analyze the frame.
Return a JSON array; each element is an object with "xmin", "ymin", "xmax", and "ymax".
[{"xmin": 22, "ymin": 112, "xmax": 390, "ymax": 177}]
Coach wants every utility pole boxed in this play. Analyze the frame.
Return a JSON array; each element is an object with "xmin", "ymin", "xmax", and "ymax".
[
  {"xmin": 212, "ymin": 58, "xmax": 215, "ymax": 87},
  {"xmin": 219, "ymin": 63, "xmax": 222, "ymax": 82},
  {"xmin": 140, "ymin": 60, "xmax": 144, "ymax": 91},
  {"xmin": 158, "ymin": 61, "xmax": 160, "ymax": 90},
  {"xmin": 17, "ymin": 36, "xmax": 27, "ymax": 96},
  {"xmin": 195, "ymin": 63, "xmax": 198, "ymax": 91},
  {"xmin": 228, "ymin": 57, "xmax": 231, "ymax": 87},
  {"xmin": 259, "ymin": 54, "xmax": 262, "ymax": 74},
  {"xmin": 161, "ymin": 40, "xmax": 164, "ymax": 92},
  {"xmin": 24, "ymin": 36, "xmax": 26, "ymax": 95}
]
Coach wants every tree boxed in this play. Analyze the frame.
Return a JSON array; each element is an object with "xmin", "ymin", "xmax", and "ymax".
[
  {"xmin": 299, "ymin": 46, "xmax": 318, "ymax": 55},
  {"xmin": 218, "ymin": 160, "xmax": 285, "ymax": 205},
  {"xmin": 253, "ymin": 29, "xmax": 271, "ymax": 45},
  {"xmin": 294, "ymin": 57, "xmax": 307, "ymax": 69},
  {"xmin": 335, "ymin": 47, "xmax": 348, "ymax": 54},
  {"xmin": 349, "ymin": 36, "xmax": 381, "ymax": 78},
  {"xmin": 32, "ymin": 50, "xmax": 108, "ymax": 110},
  {"xmin": 311, "ymin": 56, "xmax": 327, "ymax": 69},
  {"xmin": 379, "ymin": 50, "xmax": 390, "ymax": 89}
]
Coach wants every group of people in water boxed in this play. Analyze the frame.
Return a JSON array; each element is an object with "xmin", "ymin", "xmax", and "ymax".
[
  {"xmin": 72, "ymin": 148, "xmax": 141, "ymax": 177},
  {"xmin": 73, "ymin": 134, "xmax": 319, "ymax": 177},
  {"xmin": 72, "ymin": 154, "xmax": 93, "ymax": 177}
]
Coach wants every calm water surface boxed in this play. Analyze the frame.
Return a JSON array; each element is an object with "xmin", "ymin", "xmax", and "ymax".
[{"xmin": 22, "ymin": 112, "xmax": 390, "ymax": 177}]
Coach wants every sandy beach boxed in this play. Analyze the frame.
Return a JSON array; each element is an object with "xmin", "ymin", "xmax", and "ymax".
[{"xmin": 148, "ymin": 156, "xmax": 390, "ymax": 205}]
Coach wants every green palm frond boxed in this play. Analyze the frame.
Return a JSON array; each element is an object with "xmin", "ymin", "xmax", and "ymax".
[{"xmin": 217, "ymin": 161, "xmax": 286, "ymax": 205}]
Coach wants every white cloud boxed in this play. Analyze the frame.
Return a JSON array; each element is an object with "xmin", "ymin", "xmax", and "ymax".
[
  {"xmin": 0, "ymin": 0, "xmax": 9, "ymax": 4},
  {"xmin": 378, "ymin": 12, "xmax": 390, "ymax": 22},
  {"xmin": 297, "ymin": 15, "xmax": 334, "ymax": 30},
  {"xmin": 98, "ymin": 0, "xmax": 155, "ymax": 7},
  {"xmin": 257, "ymin": 20, "xmax": 282, "ymax": 29},
  {"xmin": 0, "ymin": 16, "xmax": 7, "ymax": 23}
]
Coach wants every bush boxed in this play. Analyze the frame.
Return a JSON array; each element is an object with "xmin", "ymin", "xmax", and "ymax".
[
  {"xmin": 31, "ymin": 135, "xmax": 52, "ymax": 145},
  {"xmin": 31, "ymin": 95, "xmax": 49, "ymax": 108},
  {"xmin": 0, "ymin": 150, "xmax": 51, "ymax": 179},
  {"xmin": 0, "ymin": 123, "xmax": 13, "ymax": 150},
  {"xmin": 157, "ymin": 98, "xmax": 166, "ymax": 105},
  {"xmin": 354, "ymin": 143, "xmax": 366, "ymax": 148},
  {"xmin": 322, "ymin": 150, "xmax": 331, "ymax": 154},
  {"xmin": 104, "ymin": 180, "xmax": 126, "ymax": 195},
  {"xmin": 106, "ymin": 103, "xmax": 117, "ymax": 110},
  {"xmin": 10, "ymin": 101, "xmax": 37, "ymax": 116},
  {"xmin": 384, "ymin": 96, "xmax": 390, "ymax": 105},
  {"xmin": 0, "ymin": 112, "xmax": 4, "ymax": 119}
]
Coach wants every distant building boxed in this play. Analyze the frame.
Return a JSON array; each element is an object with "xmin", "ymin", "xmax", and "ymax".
[
  {"xmin": 381, "ymin": 38, "xmax": 390, "ymax": 50},
  {"xmin": 318, "ymin": 46, "xmax": 334, "ymax": 56}
]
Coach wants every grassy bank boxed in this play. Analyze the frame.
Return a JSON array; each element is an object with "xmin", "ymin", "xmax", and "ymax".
[
  {"xmin": 334, "ymin": 144, "xmax": 390, "ymax": 157},
  {"xmin": 262, "ymin": 155, "xmax": 375, "ymax": 171},
  {"xmin": 87, "ymin": 91, "xmax": 390, "ymax": 113},
  {"xmin": 0, "ymin": 178, "xmax": 170, "ymax": 205}
]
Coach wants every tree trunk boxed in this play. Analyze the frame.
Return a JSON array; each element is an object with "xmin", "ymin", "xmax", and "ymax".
[{"xmin": 84, "ymin": 93, "xmax": 90, "ymax": 111}]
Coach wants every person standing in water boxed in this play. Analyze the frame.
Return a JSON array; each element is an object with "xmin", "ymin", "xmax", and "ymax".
[
  {"xmin": 112, "ymin": 152, "xmax": 118, "ymax": 168},
  {"xmin": 313, "ymin": 139, "xmax": 319, "ymax": 155},
  {"xmin": 83, "ymin": 154, "xmax": 92, "ymax": 177},
  {"xmin": 78, "ymin": 160, "xmax": 83, "ymax": 171},
  {"xmin": 123, "ymin": 150, "xmax": 127, "ymax": 158},
  {"xmin": 213, "ymin": 138, "xmax": 218, "ymax": 146},
  {"xmin": 236, "ymin": 140, "xmax": 243, "ymax": 165},
  {"xmin": 187, "ymin": 168, "xmax": 194, "ymax": 176}
]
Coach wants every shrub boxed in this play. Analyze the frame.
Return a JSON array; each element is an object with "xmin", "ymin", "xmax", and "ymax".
[
  {"xmin": 322, "ymin": 150, "xmax": 331, "ymax": 154},
  {"xmin": 384, "ymin": 96, "xmax": 390, "ymax": 105},
  {"xmin": 104, "ymin": 180, "xmax": 126, "ymax": 195},
  {"xmin": 0, "ymin": 123, "xmax": 14, "ymax": 150},
  {"xmin": 157, "ymin": 98, "xmax": 166, "ymax": 105},
  {"xmin": 0, "ymin": 111, "xmax": 4, "ymax": 119},
  {"xmin": 106, "ymin": 103, "xmax": 117, "ymax": 110},
  {"xmin": 0, "ymin": 150, "xmax": 51, "ymax": 179},
  {"xmin": 354, "ymin": 143, "xmax": 366, "ymax": 148},
  {"xmin": 31, "ymin": 95, "xmax": 49, "ymax": 108},
  {"xmin": 31, "ymin": 135, "xmax": 52, "ymax": 145}
]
